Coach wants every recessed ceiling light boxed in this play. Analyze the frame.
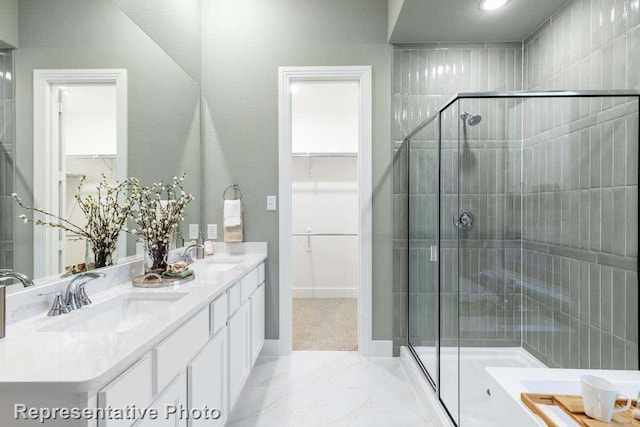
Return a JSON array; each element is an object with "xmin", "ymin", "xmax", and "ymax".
[{"xmin": 480, "ymin": 0, "xmax": 509, "ymax": 11}]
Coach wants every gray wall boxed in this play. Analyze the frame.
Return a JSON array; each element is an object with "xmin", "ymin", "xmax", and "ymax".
[
  {"xmin": 201, "ymin": 0, "xmax": 393, "ymax": 341},
  {"xmin": 0, "ymin": 0, "xmax": 18, "ymax": 48},
  {"xmin": 521, "ymin": 0, "xmax": 639, "ymax": 369},
  {"xmin": 13, "ymin": 0, "xmax": 201, "ymax": 277},
  {"xmin": 111, "ymin": 0, "xmax": 201, "ymax": 82},
  {"xmin": 393, "ymin": 43, "xmax": 524, "ymax": 355}
]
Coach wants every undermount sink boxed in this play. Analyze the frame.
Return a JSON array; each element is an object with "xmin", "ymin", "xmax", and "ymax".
[
  {"xmin": 38, "ymin": 292, "xmax": 188, "ymax": 333},
  {"xmin": 204, "ymin": 257, "xmax": 242, "ymax": 272}
]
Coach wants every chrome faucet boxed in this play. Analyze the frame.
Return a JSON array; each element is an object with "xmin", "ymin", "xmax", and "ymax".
[
  {"xmin": 181, "ymin": 244, "xmax": 204, "ymax": 265},
  {"xmin": 63, "ymin": 272, "xmax": 106, "ymax": 312},
  {"xmin": 0, "ymin": 270, "xmax": 34, "ymax": 288}
]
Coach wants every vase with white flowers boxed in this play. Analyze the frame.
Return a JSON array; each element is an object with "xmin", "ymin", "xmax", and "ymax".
[
  {"xmin": 13, "ymin": 175, "xmax": 134, "ymax": 270},
  {"xmin": 128, "ymin": 174, "xmax": 194, "ymax": 273}
]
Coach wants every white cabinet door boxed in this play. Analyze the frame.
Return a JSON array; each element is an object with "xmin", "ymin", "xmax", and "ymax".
[
  {"xmin": 138, "ymin": 372, "xmax": 187, "ymax": 427},
  {"xmin": 228, "ymin": 301, "xmax": 251, "ymax": 412},
  {"xmin": 250, "ymin": 284, "xmax": 265, "ymax": 366},
  {"xmin": 98, "ymin": 355, "xmax": 153, "ymax": 427},
  {"xmin": 187, "ymin": 330, "xmax": 228, "ymax": 427}
]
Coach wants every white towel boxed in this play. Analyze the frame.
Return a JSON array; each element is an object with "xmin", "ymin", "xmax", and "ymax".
[{"xmin": 224, "ymin": 199, "xmax": 242, "ymax": 227}]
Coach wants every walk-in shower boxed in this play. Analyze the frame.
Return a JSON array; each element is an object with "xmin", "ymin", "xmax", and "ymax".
[{"xmin": 405, "ymin": 90, "xmax": 640, "ymax": 427}]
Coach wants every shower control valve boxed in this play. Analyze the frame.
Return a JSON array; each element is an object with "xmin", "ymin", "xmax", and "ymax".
[{"xmin": 453, "ymin": 209, "xmax": 475, "ymax": 231}]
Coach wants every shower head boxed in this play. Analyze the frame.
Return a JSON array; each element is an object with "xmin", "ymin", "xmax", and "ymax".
[{"xmin": 460, "ymin": 112, "xmax": 482, "ymax": 126}]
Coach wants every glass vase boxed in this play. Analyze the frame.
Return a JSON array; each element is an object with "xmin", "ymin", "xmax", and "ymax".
[
  {"xmin": 89, "ymin": 240, "xmax": 115, "ymax": 270},
  {"xmin": 145, "ymin": 241, "xmax": 169, "ymax": 273}
]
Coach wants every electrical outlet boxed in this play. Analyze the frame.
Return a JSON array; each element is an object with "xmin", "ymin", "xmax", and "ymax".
[
  {"xmin": 207, "ymin": 224, "xmax": 218, "ymax": 240},
  {"xmin": 267, "ymin": 196, "xmax": 277, "ymax": 211},
  {"xmin": 188, "ymin": 224, "xmax": 199, "ymax": 240}
]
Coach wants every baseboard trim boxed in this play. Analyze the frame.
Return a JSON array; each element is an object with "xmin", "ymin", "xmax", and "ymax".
[
  {"xmin": 260, "ymin": 339, "xmax": 281, "ymax": 357},
  {"xmin": 292, "ymin": 288, "xmax": 357, "ymax": 299},
  {"xmin": 400, "ymin": 346, "xmax": 454, "ymax": 427}
]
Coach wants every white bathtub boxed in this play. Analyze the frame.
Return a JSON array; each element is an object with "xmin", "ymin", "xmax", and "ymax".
[{"xmin": 487, "ymin": 368, "xmax": 640, "ymax": 427}]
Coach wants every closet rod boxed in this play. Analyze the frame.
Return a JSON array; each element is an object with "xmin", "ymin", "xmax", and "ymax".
[
  {"xmin": 292, "ymin": 233, "xmax": 358, "ymax": 236},
  {"xmin": 291, "ymin": 152, "xmax": 357, "ymax": 157}
]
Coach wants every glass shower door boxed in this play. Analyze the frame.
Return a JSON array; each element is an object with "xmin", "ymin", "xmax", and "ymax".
[
  {"xmin": 455, "ymin": 97, "xmax": 524, "ymax": 427},
  {"xmin": 439, "ymin": 101, "xmax": 461, "ymax": 424},
  {"xmin": 408, "ymin": 114, "xmax": 440, "ymax": 389}
]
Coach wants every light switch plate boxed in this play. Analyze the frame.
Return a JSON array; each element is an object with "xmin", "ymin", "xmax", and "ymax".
[
  {"xmin": 207, "ymin": 224, "xmax": 218, "ymax": 240},
  {"xmin": 267, "ymin": 196, "xmax": 277, "ymax": 211},
  {"xmin": 188, "ymin": 224, "xmax": 199, "ymax": 240}
]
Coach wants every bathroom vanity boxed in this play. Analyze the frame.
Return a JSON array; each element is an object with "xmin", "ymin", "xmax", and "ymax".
[{"xmin": 0, "ymin": 244, "xmax": 267, "ymax": 427}]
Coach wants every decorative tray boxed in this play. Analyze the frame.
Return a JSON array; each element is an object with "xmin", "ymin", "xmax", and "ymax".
[
  {"xmin": 132, "ymin": 272, "xmax": 195, "ymax": 288},
  {"xmin": 521, "ymin": 393, "xmax": 639, "ymax": 426}
]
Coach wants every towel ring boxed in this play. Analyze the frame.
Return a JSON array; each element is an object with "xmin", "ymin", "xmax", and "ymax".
[
  {"xmin": 223, "ymin": 184, "xmax": 243, "ymax": 201},
  {"xmin": 223, "ymin": 183, "xmax": 246, "ymax": 210}
]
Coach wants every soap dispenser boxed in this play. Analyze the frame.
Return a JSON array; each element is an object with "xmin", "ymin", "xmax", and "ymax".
[
  {"xmin": 195, "ymin": 232, "xmax": 205, "ymax": 259},
  {"xmin": 176, "ymin": 230, "xmax": 185, "ymax": 248}
]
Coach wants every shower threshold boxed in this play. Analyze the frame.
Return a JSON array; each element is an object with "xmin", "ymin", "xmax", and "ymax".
[{"xmin": 412, "ymin": 346, "xmax": 545, "ymax": 427}]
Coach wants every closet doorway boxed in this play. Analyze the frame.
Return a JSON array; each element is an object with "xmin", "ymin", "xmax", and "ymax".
[{"xmin": 278, "ymin": 66, "xmax": 373, "ymax": 356}]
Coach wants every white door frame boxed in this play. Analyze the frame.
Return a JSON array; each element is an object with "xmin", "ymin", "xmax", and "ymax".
[
  {"xmin": 278, "ymin": 66, "xmax": 386, "ymax": 357},
  {"xmin": 33, "ymin": 69, "xmax": 127, "ymax": 277}
]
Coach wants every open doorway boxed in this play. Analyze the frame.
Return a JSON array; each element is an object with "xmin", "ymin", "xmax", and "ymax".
[
  {"xmin": 290, "ymin": 80, "xmax": 359, "ymax": 351},
  {"xmin": 278, "ymin": 66, "xmax": 373, "ymax": 356},
  {"xmin": 33, "ymin": 69, "xmax": 127, "ymax": 277}
]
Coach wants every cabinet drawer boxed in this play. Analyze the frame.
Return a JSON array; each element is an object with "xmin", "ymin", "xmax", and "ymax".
[
  {"xmin": 258, "ymin": 262, "xmax": 265, "ymax": 284},
  {"xmin": 228, "ymin": 282, "xmax": 241, "ymax": 315},
  {"xmin": 240, "ymin": 267, "xmax": 259, "ymax": 302},
  {"xmin": 153, "ymin": 308, "xmax": 209, "ymax": 394},
  {"xmin": 98, "ymin": 355, "xmax": 153, "ymax": 427},
  {"xmin": 210, "ymin": 293, "xmax": 228, "ymax": 336}
]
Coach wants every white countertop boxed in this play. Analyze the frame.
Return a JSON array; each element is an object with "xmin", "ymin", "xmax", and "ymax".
[{"xmin": 0, "ymin": 251, "xmax": 267, "ymax": 394}]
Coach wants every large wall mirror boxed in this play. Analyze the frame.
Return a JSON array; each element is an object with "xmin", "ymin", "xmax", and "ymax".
[{"xmin": 0, "ymin": 0, "xmax": 202, "ymax": 292}]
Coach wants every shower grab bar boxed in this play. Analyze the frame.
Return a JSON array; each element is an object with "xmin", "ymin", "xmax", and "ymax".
[{"xmin": 403, "ymin": 89, "xmax": 640, "ymax": 141}]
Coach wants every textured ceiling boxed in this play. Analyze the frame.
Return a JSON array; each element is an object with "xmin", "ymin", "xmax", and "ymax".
[{"xmin": 389, "ymin": 0, "xmax": 571, "ymax": 43}]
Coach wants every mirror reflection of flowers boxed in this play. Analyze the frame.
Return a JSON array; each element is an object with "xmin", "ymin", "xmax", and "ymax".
[
  {"xmin": 13, "ymin": 174, "xmax": 134, "ymax": 269},
  {"xmin": 128, "ymin": 174, "xmax": 194, "ymax": 273}
]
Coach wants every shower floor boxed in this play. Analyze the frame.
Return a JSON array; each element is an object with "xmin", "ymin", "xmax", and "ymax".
[{"xmin": 412, "ymin": 346, "xmax": 545, "ymax": 427}]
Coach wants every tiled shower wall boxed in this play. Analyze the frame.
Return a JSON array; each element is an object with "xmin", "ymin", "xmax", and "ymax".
[
  {"xmin": 392, "ymin": 43, "xmax": 523, "ymax": 355},
  {"xmin": 0, "ymin": 50, "xmax": 14, "ymax": 270},
  {"xmin": 521, "ymin": 0, "xmax": 640, "ymax": 369}
]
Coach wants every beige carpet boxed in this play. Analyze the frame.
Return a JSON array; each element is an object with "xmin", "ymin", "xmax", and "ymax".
[{"xmin": 292, "ymin": 298, "xmax": 358, "ymax": 351}]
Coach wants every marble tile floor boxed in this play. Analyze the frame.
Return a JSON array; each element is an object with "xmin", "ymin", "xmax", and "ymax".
[{"xmin": 228, "ymin": 351, "xmax": 435, "ymax": 427}]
